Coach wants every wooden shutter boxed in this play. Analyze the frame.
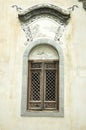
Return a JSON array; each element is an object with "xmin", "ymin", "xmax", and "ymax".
[
  {"xmin": 27, "ymin": 60, "xmax": 59, "ymax": 111},
  {"xmin": 27, "ymin": 61, "xmax": 42, "ymax": 110},
  {"xmin": 44, "ymin": 61, "xmax": 58, "ymax": 110}
]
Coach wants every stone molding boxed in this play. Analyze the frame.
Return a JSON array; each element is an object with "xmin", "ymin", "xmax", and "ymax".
[{"xmin": 18, "ymin": 4, "xmax": 70, "ymax": 23}]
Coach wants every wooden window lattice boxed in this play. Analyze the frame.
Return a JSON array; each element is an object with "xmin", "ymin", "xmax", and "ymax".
[{"xmin": 27, "ymin": 60, "xmax": 59, "ymax": 111}]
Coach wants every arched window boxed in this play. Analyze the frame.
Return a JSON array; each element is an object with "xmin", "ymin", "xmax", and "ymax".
[
  {"xmin": 27, "ymin": 45, "xmax": 59, "ymax": 111},
  {"xmin": 18, "ymin": 4, "xmax": 70, "ymax": 117},
  {"xmin": 21, "ymin": 39, "xmax": 64, "ymax": 117}
]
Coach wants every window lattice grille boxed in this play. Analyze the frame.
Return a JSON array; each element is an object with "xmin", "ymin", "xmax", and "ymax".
[
  {"xmin": 45, "ymin": 70, "xmax": 56, "ymax": 101},
  {"xmin": 30, "ymin": 71, "xmax": 41, "ymax": 101}
]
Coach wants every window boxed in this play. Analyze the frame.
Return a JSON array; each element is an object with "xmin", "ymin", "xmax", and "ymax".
[
  {"xmin": 21, "ymin": 39, "xmax": 64, "ymax": 117},
  {"xmin": 27, "ymin": 60, "xmax": 59, "ymax": 111}
]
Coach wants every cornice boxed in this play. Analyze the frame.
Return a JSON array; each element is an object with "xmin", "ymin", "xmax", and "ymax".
[{"xmin": 18, "ymin": 4, "xmax": 70, "ymax": 24}]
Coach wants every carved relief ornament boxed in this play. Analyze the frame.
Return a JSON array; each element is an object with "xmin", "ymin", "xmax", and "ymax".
[{"xmin": 18, "ymin": 4, "xmax": 71, "ymax": 44}]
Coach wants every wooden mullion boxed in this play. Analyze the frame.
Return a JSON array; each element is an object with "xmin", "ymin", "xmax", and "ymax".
[
  {"xmin": 44, "ymin": 101, "xmax": 56, "ymax": 103},
  {"xmin": 45, "ymin": 68, "xmax": 57, "ymax": 70},
  {"xmin": 56, "ymin": 61, "xmax": 57, "ymax": 110},
  {"xmin": 56, "ymin": 61, "xmax": 59, "ymax": 110},
  {"xmin": 27, "ymin": 61, "xmax": 31, "ymax": 110},
  {"xmin": 43, "ymin": 108, "xmax": 57, "ymax": 110},
  {"xmin": 37, "ymin": 63, "xmax": 42, "ymax": 110},
  {"xmin": 29, "ymin": 108, "xmax": 42, "ymax": 110},
  {"xmin": 29, "ymin": 101, "xmax": 41, "ymax": 103},
  {"xmin": 41, "ymin": 62, "xmax": 44, "ymax": 110},
  {"xmin": 43, "ymin": 62, "xmax": 46, "ymax": 109},
  {"xmin": 30, "ymin": 68, "xmax": 42, "ymax": 70},
  {"xmin": 39, "ymin": 62, "xmax": 42, "ymax": 110}
]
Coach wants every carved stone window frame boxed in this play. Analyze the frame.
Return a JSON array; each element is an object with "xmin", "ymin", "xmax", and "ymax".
[{"xmin": 21, "ymin": 38, "xmax": 64, "ymax": 117}]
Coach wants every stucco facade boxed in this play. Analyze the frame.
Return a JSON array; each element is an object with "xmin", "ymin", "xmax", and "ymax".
[{"xmin": 0, "ymin": 0, "xmax": 86, "ymax": 130}]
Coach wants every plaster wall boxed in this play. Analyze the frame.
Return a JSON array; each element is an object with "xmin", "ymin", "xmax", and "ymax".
[{"xmin": 0, "ymin": 0, "xmax": 86, "ymax": 130}]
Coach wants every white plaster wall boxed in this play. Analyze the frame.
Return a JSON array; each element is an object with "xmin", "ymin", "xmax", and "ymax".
[{"xmin": 0, "ymin": 0, "xmax": 86, "ymax": 130}]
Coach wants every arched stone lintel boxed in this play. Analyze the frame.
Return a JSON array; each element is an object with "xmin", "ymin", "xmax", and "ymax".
[{"xmin": 23, "ymin": 38, "xmax": 64, "ymax": 61}]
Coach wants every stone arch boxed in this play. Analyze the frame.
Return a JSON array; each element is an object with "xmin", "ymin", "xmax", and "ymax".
[
  {"xmin": 28, "ymin": 44, "xmax": 59, "ymax": 60},
  {"xmin": 21, "ymin": 38, "xmax": 64, "ymax": 117}
]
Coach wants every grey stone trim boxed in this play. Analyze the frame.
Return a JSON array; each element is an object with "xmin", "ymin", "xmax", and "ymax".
[
  {"xmin": 18, "ymin": 4, "xmax": 70, "ymax": 24},
  {"xmin": 21, "ymin": 38, "xmax": 64, "ymax": 117}
]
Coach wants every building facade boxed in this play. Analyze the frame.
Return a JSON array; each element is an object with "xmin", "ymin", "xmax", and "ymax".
[{"xmin": 0, "ymin": 0, "xmax": 86, "ymax": 130}]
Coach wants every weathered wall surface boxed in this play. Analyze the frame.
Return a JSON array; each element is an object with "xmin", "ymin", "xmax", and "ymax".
[{"xmin": 0, "ymin": 0, "xmax": 86, "ymax": 130}]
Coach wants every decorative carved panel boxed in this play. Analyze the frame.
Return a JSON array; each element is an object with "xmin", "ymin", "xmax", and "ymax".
[{"xmin": 17, "ymin": 4, "xmax": 70, "ymax": 44}]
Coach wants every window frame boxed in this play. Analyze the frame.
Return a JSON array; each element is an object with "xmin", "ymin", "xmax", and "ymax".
[{"xmin": 21, "ymin": 38, "xmax": 64, "ymax": 117}]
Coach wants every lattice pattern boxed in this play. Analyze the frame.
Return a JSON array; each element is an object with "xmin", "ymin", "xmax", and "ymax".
[
  {"xmin": 30, "ymin": 71, "xmax": 40, "ymax": 101},
  {"xmin": 45, "ymin": 70, "xmax": 56, "ymax": 101}
]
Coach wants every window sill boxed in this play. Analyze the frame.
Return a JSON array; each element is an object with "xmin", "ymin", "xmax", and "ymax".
[{"xmin": 21, "ymin": 110, "xmax": 64, "ymax": 117}]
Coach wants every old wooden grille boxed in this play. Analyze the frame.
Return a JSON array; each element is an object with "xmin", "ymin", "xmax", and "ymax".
[{"xmin": 27, "ymin": 60, "xmax": 59, "ymax": 111}]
